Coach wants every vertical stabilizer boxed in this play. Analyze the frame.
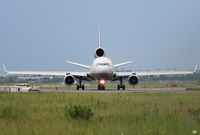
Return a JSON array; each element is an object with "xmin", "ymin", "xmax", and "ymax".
[
  {"xmin": 98, "ymin": 27, "xmax": 101, "ymax": 48},
  {"xmin": 94, "ymin": 27, "xmax": 105, "ymax": 58}
]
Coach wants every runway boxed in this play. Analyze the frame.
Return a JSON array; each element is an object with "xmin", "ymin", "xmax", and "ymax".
[{"xmin": 40, "ymin": 88, "xmax": 187, "ymax": 93}]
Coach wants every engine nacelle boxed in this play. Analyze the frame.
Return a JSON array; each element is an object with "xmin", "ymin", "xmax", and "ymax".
[
  {"xmin": 128, "ymin": 75, "xmax": 139, "ymax": 86},
  {"xmin": 64, "ymin": 75, "xmax": 75, "ymax": 86},
  {"xmin": 94, "ymin": 48, "xmax": 105, "ymax": 58}
]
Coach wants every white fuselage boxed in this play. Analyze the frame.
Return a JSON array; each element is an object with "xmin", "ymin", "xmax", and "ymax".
[{"xmin": 90, "ymin": 57, "xmax": 114, "ymax": 80}]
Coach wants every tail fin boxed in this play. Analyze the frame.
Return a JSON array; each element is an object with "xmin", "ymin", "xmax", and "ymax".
[{"xmin": 98, "ymin": 27, "xmax": 101, "ymax": 48}]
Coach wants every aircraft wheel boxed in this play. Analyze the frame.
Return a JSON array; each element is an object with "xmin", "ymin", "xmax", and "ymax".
[
  {"xmin": 101, "ymin": 85, "xmax": 105, "ymax": 90},
  {"xmin": 123, "ymin": 85, "xmax": 125, "ymax": 90},
  {"xmin": 117, "ymin": 85, "xmax": 120, "ymax": 90},
  {"xmin": 82, "ymin": 85, "xmax": 85, "ymax": 90},
  {"xmin": 76, "ymin": 85, "xmax": 80, "ymax": 90}
]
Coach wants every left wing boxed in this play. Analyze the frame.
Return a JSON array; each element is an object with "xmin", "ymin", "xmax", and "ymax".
[
  {"xmin": 113, "ymin": 61, "xmax": 132, "ymax": 68},
  {"xmin": 115, "ymin": 65, "xmax": 198, "ymax": 78}
]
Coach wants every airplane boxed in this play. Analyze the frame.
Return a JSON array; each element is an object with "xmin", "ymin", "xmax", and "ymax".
[
  {"xmin": 2, "ymin": 28, "xmax": 198, "ymax": 90},
  {"xmin": 0, "ymin": 73, "xmax": 7, "ymax": 78}
]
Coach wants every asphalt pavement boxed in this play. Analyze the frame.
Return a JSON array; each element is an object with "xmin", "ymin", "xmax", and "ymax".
[{"xmin": 40, "ymin": 88, "xmax": 186, "ymax": 93}]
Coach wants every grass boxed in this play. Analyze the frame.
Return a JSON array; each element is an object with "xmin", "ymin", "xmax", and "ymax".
[
  {"xmin": 65, "ymin": 104, "xmax": 94, "ymax": 120},
  {"xmin": 0, "ymin": 92, "xmax": 199, "ymax": 135},
  {"xmin": 186, "ymin": 88, "xmax": 200, "ymax": 91}
]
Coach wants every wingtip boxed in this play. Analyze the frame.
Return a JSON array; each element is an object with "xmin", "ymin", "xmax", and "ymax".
[
  {"xmin": 194, "ymin": 64, "xmax": 198, "ymax": 73},
  {"xmin": 126, "ymin": 61, "xmax": 133, "ymax": 64},
  {"xmin": 2, "ymin": 64, "xmax": 7, "ymax": 73},
  {"xmin": 66, "ymin": 61, "xmax": 72, "ymax": 64}
]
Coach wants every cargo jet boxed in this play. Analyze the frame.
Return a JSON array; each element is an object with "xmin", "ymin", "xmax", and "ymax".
[{"xmin": 3, "ymin": 29, "xmax": 198, "ymax": 90}]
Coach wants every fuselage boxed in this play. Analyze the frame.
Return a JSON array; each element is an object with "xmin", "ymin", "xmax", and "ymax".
[{"xmin": 90, "ymin": 57, "xmax": 114, "ymax": 80}]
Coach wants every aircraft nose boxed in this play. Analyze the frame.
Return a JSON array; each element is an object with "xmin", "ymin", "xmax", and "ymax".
[{"xmin": 98, "ymin": 67, "xmax": 112, "ymax": 73}]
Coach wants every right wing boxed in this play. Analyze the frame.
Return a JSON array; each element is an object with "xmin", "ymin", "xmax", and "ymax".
[
  {"xmin": 66, "ymin": 61, "xmax": 91, "ymax": 70},
  {"xmin": 3, "ymin": 64, "xmax": 89, "ymax": 78}
]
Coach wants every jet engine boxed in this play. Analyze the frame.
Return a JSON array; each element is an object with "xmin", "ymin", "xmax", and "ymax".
[
  {"xmin": 64, "ymin": 75, "xmax": 75, "ymax": 86},
  {"xmin": 128, "ymin": 75, "xmax": 139, "ymax": 86},
  {"xmin": 94, "ymin": 48, "xmax": 105, "ymax": 58}
]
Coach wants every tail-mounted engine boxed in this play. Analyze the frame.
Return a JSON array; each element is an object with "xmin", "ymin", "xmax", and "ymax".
[
  {"xmin": 64, "ymin": 75, "xmax": 75, "ymax": 86},
  {"xmin": 128, "ymin": 75, "xmax": 139, "ymax": 86},
  {"xmin": 94, "ymin": 48, "xmax": 105, "ymax": 58}
]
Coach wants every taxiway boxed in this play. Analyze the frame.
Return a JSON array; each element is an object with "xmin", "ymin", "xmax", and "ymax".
[{"xmin": 40, "ymin": 88, "xmax": 187, "ymax": 93}]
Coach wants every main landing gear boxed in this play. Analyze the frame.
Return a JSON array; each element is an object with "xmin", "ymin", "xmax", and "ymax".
[
  {"xmin": 117, "ymin": 77, "xmax": 125, "ymax": 90},
  {"xmin": 77, "ymin": 78, "xmax": 85, "ymax": 90},
  {"xmin": 98, "ymin": 85, "xmax": 105, "ymax": 90}
]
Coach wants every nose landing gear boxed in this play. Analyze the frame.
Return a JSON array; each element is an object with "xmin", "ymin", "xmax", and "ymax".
[
  {"xmin": 98, "ymin": 79, "xmax": 106, "ymax": 90},
  {"xmin": 98, "ymin": 85, "xmax": 105, "ymax": 90}
]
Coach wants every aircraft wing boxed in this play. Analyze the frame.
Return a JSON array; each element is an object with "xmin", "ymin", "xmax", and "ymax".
[
  {"xmin": 5, "ymin": 71, "xmax": 88, "ymax": 77},
  {"xmin": 113, "ymin": 61, "xmax": 132, "ymax": 68},
  {"xmin": 115, "ymin": 65, "xmax": 198, "ymax": 78},
  {"xmin": 3, "ymin": 64, "xmax": 88, "ymax": 78}
]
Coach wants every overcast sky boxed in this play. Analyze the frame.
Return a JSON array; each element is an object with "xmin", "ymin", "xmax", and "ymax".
[{"xmin": 0, "ymin": 0, "xmax": 199, "ymax": 72}]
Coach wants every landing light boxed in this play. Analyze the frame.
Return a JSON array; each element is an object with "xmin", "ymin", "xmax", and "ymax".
[{"xmin": 100, "ymin": 80, "xmax": 105, "ymax": 85}]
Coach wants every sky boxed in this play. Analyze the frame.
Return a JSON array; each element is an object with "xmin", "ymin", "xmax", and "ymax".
[{"xmin": 0, "ymin": 0, "xmax": 200, "ymax": 72}]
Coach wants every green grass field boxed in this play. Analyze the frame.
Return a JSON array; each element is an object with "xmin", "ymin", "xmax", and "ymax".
[{"xmin": 0, "ymin": 92, "xmax": 200, "ymax": 135}]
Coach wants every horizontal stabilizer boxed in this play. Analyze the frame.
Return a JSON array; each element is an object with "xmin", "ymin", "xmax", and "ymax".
[
  {"xmin": 114, "ymin": 61, "xmax": 132, "ymax": 68},
  {"xmin": 66, "ymin": 61, "xmax": 91, "ymax": 70}
]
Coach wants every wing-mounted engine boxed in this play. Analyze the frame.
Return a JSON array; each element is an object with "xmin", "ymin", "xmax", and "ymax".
[
  {"xmin": 64, "ymin": 75, "xmax": 75, "ymax": 86},
  {"xmin": 128, "ymin": 75, "xmax": 139, "ymax": 86},
  {"xmin": 94, "ymin": 48, "xmax": 105, "ymax": 58}
]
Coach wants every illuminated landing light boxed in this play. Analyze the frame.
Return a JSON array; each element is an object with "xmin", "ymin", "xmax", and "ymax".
[{"xmin": 99, "ymin": 80, "xmax": 105, "ymax": 85}]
